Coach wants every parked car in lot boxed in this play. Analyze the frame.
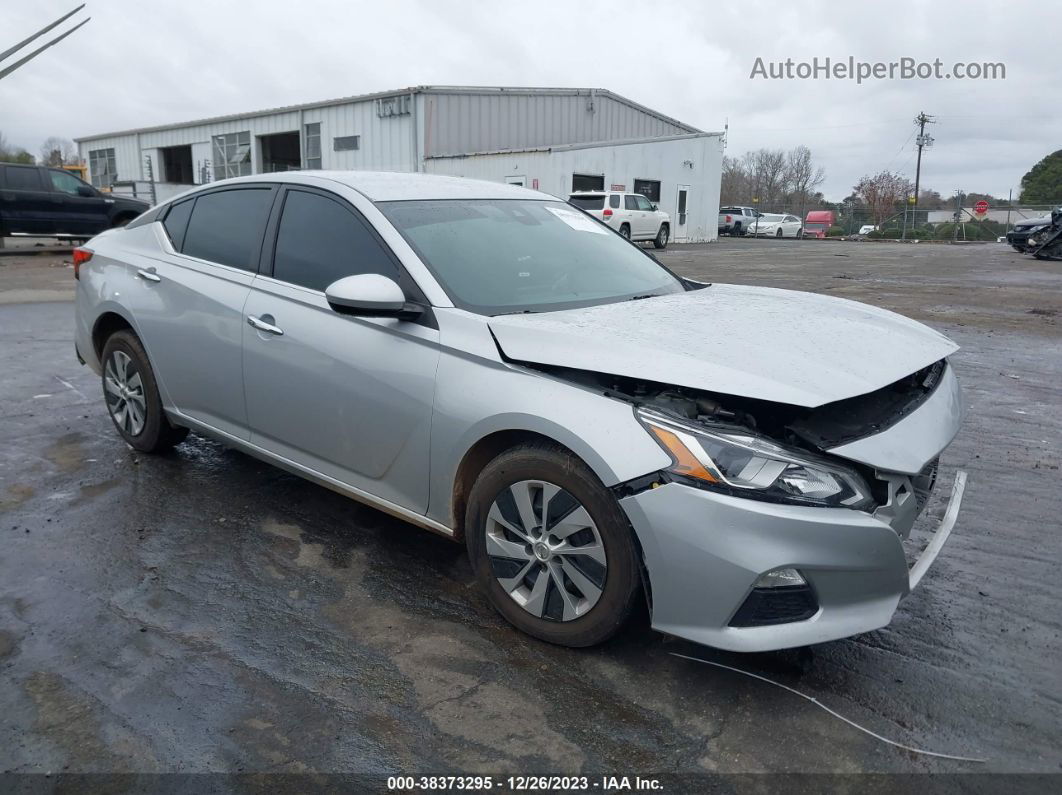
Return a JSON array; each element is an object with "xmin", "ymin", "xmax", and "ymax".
[
  {"xmin": 803, "ymin": 210, "xmax": 836, "ymax": 239},
  {"xmin": 567, "ymin": 190, "xmax": 670, "ymax": 248},
  {"xmin": 1006, "ymin": 214, "xmax": 1053, "ymax": 252},
  {"xmin": 748, "ymin": 214, "xmax": 804, "ymax": 238},
  {"xmin": 74, "ymin": 171, "xmax": 967, "ymax": 651},
  {"xmin": 0, "ymin": 162, "xmax": 149, "ymax": 239},
  {"xmin": 718, "ymin": 205, "xmax": 763, "ymax": 236}
]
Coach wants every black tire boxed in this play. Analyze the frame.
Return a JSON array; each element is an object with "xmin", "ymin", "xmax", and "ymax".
[
  {"xmin": 465, "ymin": 442, "xmax": 641, "ymax": 647},
  {"xmin": 776, "ymin": 227, "xmax": 784, "ymax": 238},
  {"xmin": 619, "ymin": 224, "xmax": 631, "ymax": 240},
  {"xmin": 733, "ymin": 222, "xmax": 743, "ymax": 236},
  {"xmin": 653, "ymin": 224, "xmax": 669, "ymax": 249},
  {"xmin": 100, "ymin": 330, "xmax": 188, "ymax": 452}
]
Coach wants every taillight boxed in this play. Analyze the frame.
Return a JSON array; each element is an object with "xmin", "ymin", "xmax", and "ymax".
[
  {"xmin": 603, "ymin": 208, "xmax": 613, "ymax": 217},
  {"xmin": 72, "ymin": 247, "xmax": 93, "ymax": 280},
  {"xmin": 726, "ymin": 214, "xmax": 732, "ymax": 223}
]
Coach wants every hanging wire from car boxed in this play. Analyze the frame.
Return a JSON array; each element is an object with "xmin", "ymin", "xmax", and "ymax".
[{"xmin": 670, "ymin": 652, "xmax": 988, "ymax": 763}]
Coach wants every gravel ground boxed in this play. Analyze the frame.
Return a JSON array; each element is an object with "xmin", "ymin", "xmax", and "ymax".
[{"xmin": 0, "ymin": 239, "xmax": 1059, "ymax": 786}]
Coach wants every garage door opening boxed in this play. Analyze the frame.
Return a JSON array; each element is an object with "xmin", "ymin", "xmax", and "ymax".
[
  {"xmin": 160, "ymin": 145, "xmax": 194, "ymax": 184},
  {"xmin": 572, "ymin": 173, "xmax": 604, "ymax": 192},
  {"xmin": 260, "ymin": 132, "xmax": 301, "ymax": 173}
]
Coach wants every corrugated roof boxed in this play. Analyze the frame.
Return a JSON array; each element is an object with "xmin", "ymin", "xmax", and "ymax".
[{"xmin": 75, "ymin": 85, "xmax": 700, "ymax": 142}]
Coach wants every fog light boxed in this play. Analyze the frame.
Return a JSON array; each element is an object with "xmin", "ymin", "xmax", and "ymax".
[{"xmin": 754, "ymin": 567, "xmax": 806, "ymax": 588}]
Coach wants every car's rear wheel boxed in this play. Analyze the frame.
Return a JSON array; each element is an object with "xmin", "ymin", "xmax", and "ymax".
[
  {"xmin": 619, "ymin": 223, "xmax": 631, "ymax": 240},
  {"xmin": 101, "ymin": 330, "xmax": 188, "ymax": 452},
  {"xmin": 653, "ymin": 224, "xmax": 669, "ymax": 249},
  {"xmin": 465, "ymin": 443, "xmax": 641, "ymax": 647},
  {"xmin": 733, "ymin": 222, "xmax": 743, "ymax": 236}
]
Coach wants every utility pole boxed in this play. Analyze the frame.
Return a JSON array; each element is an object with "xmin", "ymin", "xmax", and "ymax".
[{"xmin": 911, "ymin": 111, "xmax": 936, "ymax": 233}]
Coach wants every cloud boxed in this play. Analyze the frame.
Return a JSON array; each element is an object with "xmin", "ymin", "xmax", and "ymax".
[{"xmin": 1, "ymin": 0, "xmax": 1055, "ymax": 199}]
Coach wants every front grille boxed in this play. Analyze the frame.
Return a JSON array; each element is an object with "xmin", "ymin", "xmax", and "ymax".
[{"xmin": 728, "ymin": 585, "xmax": 818, "ymax": 628}]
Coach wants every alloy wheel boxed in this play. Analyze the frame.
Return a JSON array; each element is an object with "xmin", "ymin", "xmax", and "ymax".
[
  {"xmin": 104, "ymin": 350, "xmax": 147, "ymax": 436},
  {"xmin": 485, "ymin": 480, "xmax": 607, "ymax": 622}
]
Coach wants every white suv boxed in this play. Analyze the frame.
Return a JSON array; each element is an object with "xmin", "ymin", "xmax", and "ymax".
[{"xmin": 568, "ymin": 191, "xmax": 671, "ymax": 248}]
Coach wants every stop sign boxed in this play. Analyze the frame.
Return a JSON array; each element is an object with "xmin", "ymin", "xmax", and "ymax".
[{"xmin": 974, "ymin": 199, "xmax": 989, "ymax": 215}]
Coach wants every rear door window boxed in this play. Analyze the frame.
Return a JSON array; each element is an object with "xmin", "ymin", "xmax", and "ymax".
[
  {"xmin": 271, "ymin": 188, "xmax": 398, "ymax": 291},
  {"xmin": 568, "ymin": 195, "xmax": 605, "ymax": 211},
  {"xmin": 2, "ymin": 166, "xmax": 43, "ymax": 190},
  {"xmin": 181, "ymin": 187, "xmax": 274, "ymax": 271},
  {"xmin": 624, "ymin": 196, "xmax": 638, "ymax": 211}
]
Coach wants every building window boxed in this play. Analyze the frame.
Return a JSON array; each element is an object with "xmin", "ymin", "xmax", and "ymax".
[
  {"xmin": 572, "ymin": 173, "xmax": 604, "ymax": 192},
  {"xmin": 633, "ymin": 179, "xmax": 661, "ymax": 203},
  {"xmin": 304, "ymin": 123, "xmax": 321, "ymax": 169},
  {"xmin": 211, "ymin": 131, "xmax": 252, "ymax": 180},
  {"xmin": 333, "ymin": 135, "xmax": 360, "ymax": 152},
  {"xmin": 376, "ymin": 95, "xmax": 410, "ymax": 118},
  {"xmin": 88, "ymin": 148, "xmax": 117, "ymax": 188}
]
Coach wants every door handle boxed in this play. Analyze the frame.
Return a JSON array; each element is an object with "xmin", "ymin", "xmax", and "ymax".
[
  {"xmin": 136, "ymin": 268, "xmax": 161, "ymax": 283},
  {"xmin": 247, "ymin": 315, "xmax": 284, "ymax": 336}
]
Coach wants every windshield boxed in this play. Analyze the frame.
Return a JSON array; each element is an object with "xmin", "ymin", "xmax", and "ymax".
[{"xmin": 379, "ymin": 199, "xmax": 684, "ymax": 315}]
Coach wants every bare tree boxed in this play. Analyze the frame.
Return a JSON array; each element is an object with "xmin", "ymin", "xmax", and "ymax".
[
  {"xmin": 853, "ymin": 171, "xmax": 914, "ymax": 228},
  {"xmin": 786, "ymin": 145, "xmax": 825, "ymax": 221},
  {"xmin": 39, "ymin": 136, "xmax": 77, "ymax": 166},
  {"xmin": 745, "ymin": 148, "xmax": 789, "ymax": 208},
  {"xmin": 720, "ymin": 155, "xmax": 750, "ymax": 205}
]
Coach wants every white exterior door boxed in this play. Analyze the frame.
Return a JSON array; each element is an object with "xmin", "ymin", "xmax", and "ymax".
[{"xmin": 675, "ymin": 185, "xmax": 690, "ymax": 241}]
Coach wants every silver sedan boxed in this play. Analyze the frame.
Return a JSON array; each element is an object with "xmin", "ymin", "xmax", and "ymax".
[{"xmin": 74, "ymin": 171, "xmax": 966, "ymax": 650}]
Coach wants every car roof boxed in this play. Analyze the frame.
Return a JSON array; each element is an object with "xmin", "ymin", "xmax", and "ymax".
[{"xmin": 202, "ymin": 170, "xmax": 547, "ymax": 202}]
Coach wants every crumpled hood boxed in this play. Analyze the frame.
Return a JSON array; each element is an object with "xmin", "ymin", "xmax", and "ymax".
[{"xmin": 489, "ymin": 283, "xmax": 958, "ymax": 408}]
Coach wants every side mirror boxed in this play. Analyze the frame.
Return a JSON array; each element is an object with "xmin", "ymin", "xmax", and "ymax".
[
  {"xmin": 77, "ymin": 185, "xmax": 95, "ymax": 197},
  {"xmin": 325, "ymin": 274, "xmax": 423, "ymax": 320},
  {"xmin": 650, "ymin": 203, "xmax": 657, "ymax": 211}
]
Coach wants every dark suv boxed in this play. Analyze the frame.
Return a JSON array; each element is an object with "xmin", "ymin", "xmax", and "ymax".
[{"xmin": 0, "ymin": 162, "xmax": 150, "ymax": 239}]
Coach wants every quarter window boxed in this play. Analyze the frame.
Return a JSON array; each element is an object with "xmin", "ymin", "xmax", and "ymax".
[
  {"xmin": 304, "ymin": 123, "xmax": 321, "ymax": 169},
  {"xmin": 162, "ymin": 199, "xmax": 194, "ymax": 250},
  {"xmin": 609, "ymin": 195, "xmax": 620, "ymax": 209},
  {"xmin": 211, "ymin": 132, "xmax": 252, "ymax": 180},
  {"xmin": 272, "ymin": 189, "xmax": 397, "ymax": 292},
  {"xmin": 181, "ymin": 188, "xmax": 273, "ymax": 271},
  {"xmin": 88, "ymin": 148, "xmax": 117, "ymax": 188}
]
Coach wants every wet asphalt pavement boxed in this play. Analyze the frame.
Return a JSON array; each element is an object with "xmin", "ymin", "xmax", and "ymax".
[{"xmin": 0, "ymin": 240, "xmax": 1060, "ymax": 782}]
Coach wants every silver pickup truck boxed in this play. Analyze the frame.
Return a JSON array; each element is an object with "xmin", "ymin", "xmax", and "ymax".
[{"xmin": 718, "ymin": 205, "xmax": 764, "ymax": 236}]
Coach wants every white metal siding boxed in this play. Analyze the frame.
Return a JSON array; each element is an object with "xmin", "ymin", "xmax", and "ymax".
[
  {"xmin": 423, "ymin": 91, "xmax": 693, "ymax": 157},
  {"xmin": 425, "ymin": 135, "xmax": 723, "ymax": 242}
]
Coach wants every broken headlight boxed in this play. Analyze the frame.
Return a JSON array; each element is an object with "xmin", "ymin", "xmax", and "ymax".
[{"xmin": 637, "ymin": 408, "xmax": 873, "ymax": 510}]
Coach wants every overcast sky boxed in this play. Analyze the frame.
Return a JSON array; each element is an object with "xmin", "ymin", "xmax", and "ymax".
[{"xmin": 2, "ymin": 0, "xmax": 1057, "ymax": 200}]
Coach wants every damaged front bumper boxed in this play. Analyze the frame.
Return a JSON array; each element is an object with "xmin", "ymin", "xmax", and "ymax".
[{"xmin": 620, "ymin": 469, "xmax": 967, "ymax": 652}]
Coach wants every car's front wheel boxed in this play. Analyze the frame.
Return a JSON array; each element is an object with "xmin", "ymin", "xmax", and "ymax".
[
  {"xmin": 101, "ymin": 330, "xmax": 188, "ymax": 452},
  {"xmin": 653, "ymin": 224, "xmax": 669, "ymax": 249},
  {"xmin": 465, "ymin": 442, "xmax": 641, "ymax": 647}
]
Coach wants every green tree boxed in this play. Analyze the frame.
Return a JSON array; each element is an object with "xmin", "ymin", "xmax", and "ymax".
[
  {"xmin": 0, "ymin": 131, "xmax": 34, "ymax": 164},
  {"xmin": 1019, "ymin": 150, "xmax": 1062, "ymax": 204}
]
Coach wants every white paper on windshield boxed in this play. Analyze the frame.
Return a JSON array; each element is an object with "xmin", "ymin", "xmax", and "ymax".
[{"xmin": 546, "ymin": 206, "xmax": 609, "ymax": 234}]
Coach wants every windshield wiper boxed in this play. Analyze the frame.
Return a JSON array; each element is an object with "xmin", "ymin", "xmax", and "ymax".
[{"xmin": 628, "ymin": 294, "xmax": 660, "ymax": 301}]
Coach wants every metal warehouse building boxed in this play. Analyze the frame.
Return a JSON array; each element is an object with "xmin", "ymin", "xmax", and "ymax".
[{"xmin": 76, "ymin": 85, "xmax": 723, "ymax": 241}]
